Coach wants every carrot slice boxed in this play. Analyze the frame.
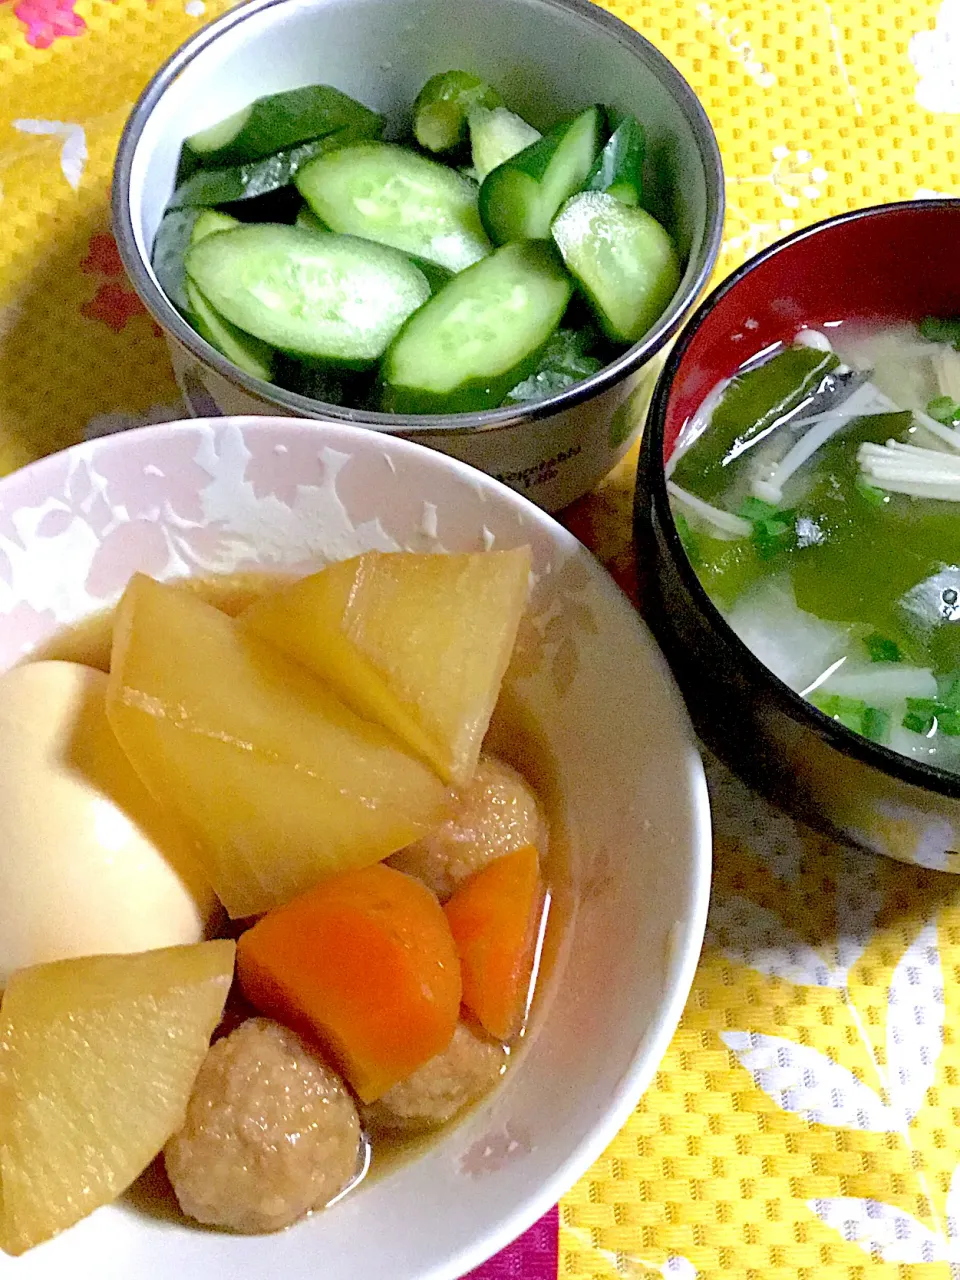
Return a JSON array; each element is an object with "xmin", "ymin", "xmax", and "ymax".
[
  {"xmin": 443, "ymin": 844, "xmax": 543, "ymax": 1042},
  {"xmin": 236, "ymin": 863, "xmax": 461, "ymax": 1102}
]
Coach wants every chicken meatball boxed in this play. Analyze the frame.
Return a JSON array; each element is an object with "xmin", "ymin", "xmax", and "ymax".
[
  {"xmin": 388, "ymin": 754, "xmax": 545, "ymax": 901},
  {"xmin": 364, "ymin": 1021, "xmax": 507, "ymax": 1133},
  {"xmin": 165, "ymin": 1018, "xmax": 363, "ymax": 1234}
]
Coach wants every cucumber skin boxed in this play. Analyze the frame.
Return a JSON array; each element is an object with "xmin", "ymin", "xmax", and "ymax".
[
  {"xmin": 183, "ymin": 86, "xmax": 383, "ymax": 169},
  {"xmin": 380, "ymin": 243, "xmax": 573, "ymax": 414},
  {"xmin": 151, "ymin": 209, "xmax": 202, "ymax": 313},
  {"xmin": 585, "ymin": 114, "xmax": 645, "ymax": 207},
  {"xmin": 169, "ymin": 124, "xmax": 382, "ymax": 209},
  {"xmin": 478, "ymin": 105, "xmax": 605, "ymax": 244},
  {"xmin": 185, "ymin": 279, "xmax": 275, "ymax": 382},
  {"xmin": 413, "ymin": 71, "xmax": 502, "ymax": 153}
]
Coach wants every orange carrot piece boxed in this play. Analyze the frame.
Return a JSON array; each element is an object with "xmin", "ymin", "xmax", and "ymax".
[
  {"xmin": 443, "ymin": 844, "xmax": 543, "ymax": 1042},
  {"xmin": 236, "ymin": 863, "xmax": 461, "ymax": 1102}
]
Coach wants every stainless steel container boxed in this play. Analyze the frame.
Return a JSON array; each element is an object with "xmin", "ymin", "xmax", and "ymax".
[{"xmin": 113, "ymin": 0, "xmax": 723, "ymax": 511}]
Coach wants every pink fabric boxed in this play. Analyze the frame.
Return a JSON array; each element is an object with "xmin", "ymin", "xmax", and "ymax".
[{"xmin": 463, "ymin": 1207, "xmax": 559, "ymax": 1279}]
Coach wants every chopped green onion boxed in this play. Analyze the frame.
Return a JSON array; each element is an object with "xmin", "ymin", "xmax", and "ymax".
[
  {"xmin": 862, "ymin": 706, "xmax": 891, "ymax": 743},
  {"xmin": 903, "ymin": 709, "xmax": 934, "ymax": 734},
  {"xmin": 902, "ymin": 696, "xmax": 960, "ymax": 736},
  {"xmin": 926, "ymin": 394, "xmax": 960, "ymax": 425},
  {"xmin": 752, "ymin": 510, "xmax": 797, "ymax": 560},
  {"xmin": 810, "ymin": 691, "xmax": 868, "ymax": 734},
  {"xmin": 920, "ymin": 316, "xmax": 960, "ymax": 349},
  {"xmin": 736, "ymin": 496, "xmax": 780, "ymax": 522},
  {"xmin": 674, "ymin": 511, "xmax": 700, "ymax": 564},
  {"xmin": 855, "ymin": 478, "xmax": 889, "ymax": 506},
  {"xmin": 865, "ymin": 634, "xmax": 902, "ymax": 663},
  {"xmin": 937, "ymin": 672, "xmax": 960, "ymax": 710}
]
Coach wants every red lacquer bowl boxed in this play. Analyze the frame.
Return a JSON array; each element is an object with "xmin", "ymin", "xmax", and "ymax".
[{"xmin": 635, "ymin": 200, "xmax": 960, "ymax": 873}]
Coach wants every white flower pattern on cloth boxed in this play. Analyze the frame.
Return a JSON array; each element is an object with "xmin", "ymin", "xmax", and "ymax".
[{"xmin": 911, "ymin": 0, "xmax": 960, "ymax": 113}]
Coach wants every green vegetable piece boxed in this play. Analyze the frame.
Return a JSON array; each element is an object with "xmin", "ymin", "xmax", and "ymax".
[
  {"xmin": 169, "ymin": 131, "xmax": 369, "ymax": 209},
  {"xmin": 185, "ymin": 279, "xmax": 275, "ymax": 382},
  {"xmin": 737, "ymin": 496, "xmax": 780, "ymax": 521},
  {"xmin": 927, "ymin": 393, "xmax": 960, "ymax": 425},
  {"xmin": 181, "ymin": 208, "xmax": 276, "ymax": 381},
  {"xmin": 185, "ymin": 224, "xmax": 431, "ymax": 367},
  {"xmin": 670, "ymin": 345, "xmax": 840, "ymax": 504},
  {"xmin": 501, "ymin": 326, "xmax": 602, "ymax": 404},
  {"xmin": 865, "ymin": 634, "xmax": 903, "ymax": 663},
  {"xmin": 413, "ymin": 71, "xmax": 502, "ymax": 153},
  {"xmin": 183, "ymin": 85, "xmax": 383, "ymax": 168},
  {"xmin": 151, "ymin": 208, "xmax": 202, "ymax": 313},
  {"xmin": 479, "ymin": 105, "xmax": 606, "ymax": 243},
  {"xmin": 584, "ymin": 113, "xmax": 645, "ymax": 207},
  {"xmin": 671, "ymin": 514, "xmax": 765, "ymax": 606},
  {"xmin": 862, "ymin": 706, "xmax": 891, "ymax": 743},
  {"xmin": 551, "ymin": 191, "xmax": 681, "ymax": 344},
  {"xmin": 381, "ymin": 241, "xmax": 573, "ymax": 414},
  {"xmin": 904, "ymin": 696, "xmax": 960, "ymax": 737},
  {"xmin": 938, "ymin": 673, "xmax": 960, "ymax": 710},
  {"xmin": 752, "ymin": 509, "xmax": 797, "ymax": 561},
  {"xmin": 296, "ymin": 142, "xmax": 491, "ymax": 273},
  {"xmin": 295, "ymin": 206, "xmax": 328, "ymax": 233},
  {"xmin": 809, "ymin": 692, "xmax": 868, "ymax": 734},
  {"xmin": 920, "ymin": 315, "xmax": 960, "ymax": 348},
  {"xmin": 191, "ymin": 209, "xmax": 240, "ymax": 241},
  {"xmin": 468, "ymin": 107, "xmax": 541, "ymax": 183},
  {"xmin": 855, "ymin": 477, "xmax": 890, "ymax": 507}
]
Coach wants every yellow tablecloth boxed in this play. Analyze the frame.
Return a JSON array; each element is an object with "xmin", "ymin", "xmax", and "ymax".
[{"xmin": 1, "ymin": 0, "xmax": 959, "ymax": 1276}]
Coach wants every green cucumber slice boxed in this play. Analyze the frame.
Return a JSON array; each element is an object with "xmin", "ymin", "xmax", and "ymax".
[
  {"xmin": 151, "ymin": 208, "xmax": 202, "ymax": 313},
  {"xmin": 381, "ymin": 241, "xmax": 573, "ymax": 413},
  {"xmin": 185, "ymin": 279, "xmax": 275, "ymax": 381},
  {"xmin": 183, "ymin": 86, "xmax": 382, "ymax": 168},
  {"xmin": 551, "ymin": 191, "xmax": 680, "ymax": 343},
  {"xmin": 412, "ymin": 71, "xmax": 501, "ymax": 153},
  {"xmin": 584, "ymin": 113, "xmax": 645, "ymax": 207},
  {"xmin": 296, "ymin": 142, "xmax": 491, "ymax": 273},
  {"xmin": 468, "ymin": 106, "xmax": 541, "ymax": 183},
  {"xmin": 185, "ymin": 224, "xmax": 431, "ymax": 367},
  {"xmin": 191, "ymin": 209, "xmax": 240, "ymax": 241},
  {"xmin": 169, "ymin": 127, "xmax": 376, "ymax": 209},
  {"xmin": 478, "ymin": 105, "xmax": 605, "ymax": 243}
]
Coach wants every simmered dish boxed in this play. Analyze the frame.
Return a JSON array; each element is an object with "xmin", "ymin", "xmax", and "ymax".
[
  {"xmin": 668, "ymin": 317, "xmax": 960, "ymax": 774},
  {"xmin": 0, "ymin": 548, "xmax": 555, "ymax": 1254},
  {"xmin": 152, "ymin": 72, "xmax": 681, "ymax": 413}
]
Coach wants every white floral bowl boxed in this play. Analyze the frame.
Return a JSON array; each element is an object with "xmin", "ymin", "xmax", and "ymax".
[{"xmin": 0, "ymin": 417, "xmax": 711, "ymax": 1280}]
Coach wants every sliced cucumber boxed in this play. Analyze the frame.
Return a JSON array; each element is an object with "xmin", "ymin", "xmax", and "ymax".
[
  {"xmin": 185, "ymin": 279, "xmax": 275, "ymax": 381},
  {"xmin": 296, "ymin": 142, "xmax": 490, "ymax": 273},
  {"xmin": 184, "ymin": 224, "xmax": 431, "ymax": 367},
  {"xmin": 585, "ymin": 113, "xmax": 645, "ymax": 207},
  {"xmin": 295, "ymin": 206, "xmax": 328, "ymax": 233},
  {"xmin": 184, "ymin": 209, "xmax": 276, "ymax": 379},
  {"xmin": 412, "ymin": 71, "xmax": 502, "ymax": 153},
  {"xmin": 478, "ymin": 105, "xmax": 605, "ymax": 244},
  {"xmin": 468, "ymin": 106, "xmax": 541, "ymax": 183},
  {"xmin": 169, "ymin": 128, "xmax": 373, "ymax": 209},
  {"xmin": 191, "ymin": 209, "xmax": 241, "ymax": 241},
  {"xmin": 183, "ymin": 86, "xmax": 382, "ymax": 168},
  {"xmin": 151, "ymin": 208, "xmax": 202, "ymax": 312},
  {"xmin": 551, "ymin": 191, "xmax": 681, "ymax": 343},
  {"xmin": 381, "ymin": 241, "xmax": 572, "ymax": 413}
]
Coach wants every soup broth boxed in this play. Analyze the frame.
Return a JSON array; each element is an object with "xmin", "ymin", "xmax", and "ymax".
[{"xmin": 668, "ymin": 319, "xmax": 960, "ymax": 775}]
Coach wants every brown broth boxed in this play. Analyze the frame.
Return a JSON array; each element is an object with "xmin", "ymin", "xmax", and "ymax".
[{"xmin": 30, "ymin": 569, "xmax": 568, "ymax": 1211}]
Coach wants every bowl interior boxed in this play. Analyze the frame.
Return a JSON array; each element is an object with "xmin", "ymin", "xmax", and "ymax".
[
  {"xmin": 661, "ymin": 200, "xmax": 960, "ymax": 456},
  {"xmin": 123, "ymin": 0, "xmax": 716, "ymax": 351},
  {"xmin": 0, "ymin": 418, "xmax": 710, "ymax": 1280}
]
